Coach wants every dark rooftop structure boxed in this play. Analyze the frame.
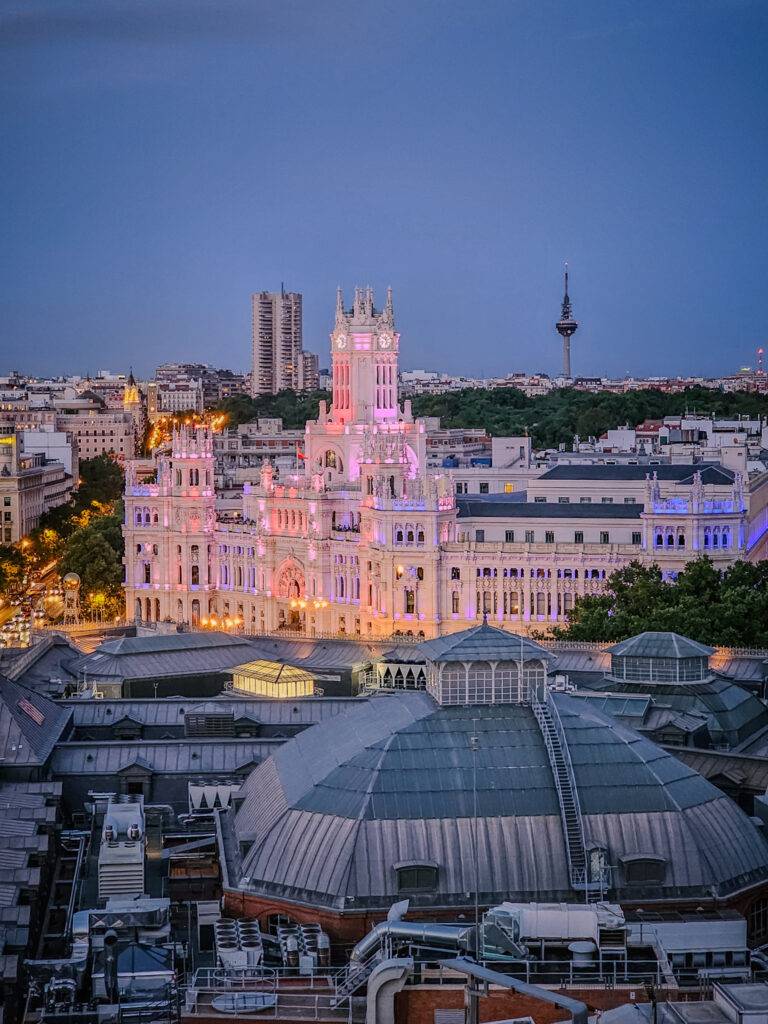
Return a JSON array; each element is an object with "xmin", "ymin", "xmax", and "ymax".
[
  {"xmin": 457, "ymin": 499, "xmax": 644, "ymax": 519},
  {"xmin": 396, "ymin": 621, "xmax": 553, "ymax": 664},
  {"xmin": 539, "ymin": 464, "xmax": 735, "ymax": 484},
  {"xmin": 75, "ymin": 631, "xmax": 262, "ymax": 697},
  {"xmin": 0, "ymin": 633, "xmax": 83, "ymax": 696},
  {"xmin": 229, "ymin": 688, "xmax": 768, "ymax": 911},
  {"xmin": 0, "ymin": 676, "xmax": 71, "ymax": 772}
]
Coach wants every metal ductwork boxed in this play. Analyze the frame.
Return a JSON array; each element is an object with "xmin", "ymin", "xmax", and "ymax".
[
  {"xmin": 103, "ymin": 928, "xmax": 119, "ymax": 1004},
  {"xmin": 442, "ymin": 956, "xmax": 589, "ymax": 1024},
  {"xmin": 350, "ymin": 921, "xmax": 475, "ymax": 963}
]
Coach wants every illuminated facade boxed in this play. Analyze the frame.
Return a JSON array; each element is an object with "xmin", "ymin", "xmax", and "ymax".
[{"xmin": 123, "ymin": 288, "xmax": 766, "ymax": 637}]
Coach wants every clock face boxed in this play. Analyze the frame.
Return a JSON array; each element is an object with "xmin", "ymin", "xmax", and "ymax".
[
  {"xmin": 379, "ymin": 334, "xmax": 392, "ymax": 349},
  {"xmin": 336, "ymin": 334, "xmax": 347, "ymax": 349}
]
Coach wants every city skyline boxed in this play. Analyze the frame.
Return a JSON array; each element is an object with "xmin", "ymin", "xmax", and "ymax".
[{"xmin": 2, "ymin": 1, "xmax": 767, "ymax": 379}]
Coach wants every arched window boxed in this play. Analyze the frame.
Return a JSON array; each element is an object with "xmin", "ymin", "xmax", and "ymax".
[
  {"xmin": 451, "ymin": 591, "xmax": 460, "ymax": 614},
  {"xmin": 677, "ymin": 532, "xmax": 685, "ymax": 546},
  {"xmin": 324, "ymin": 450, "xmax": 337, "ymax": 469},
  {"xmin": 712, "ymin": 529, "xmax": 720, "ymax": 548},
  {"xmin": 666, "ymin": 531, "xmax": 674, "ymax": 546},
  {"xmin": 621, "ymin": 855, "xmax": 667, "ymax": 887},
  {"xmin": 178, "ymin": 564, "xmax": 182, "ymax": 584},
  {"xmin": 655, "ymin": 532, "xmax": 663, "ymax": 547},
  {"xmin": 143, "ymin": 563, "xmax": 151, "ymax": 584},
  {"xmin": 451, "ymin": 567, "xmax": 461, "ymax": 580},
  {"xmin": 191, "ymin": 565, "xmax": 200, "ymax": 585},
  {"xmin": 236, "ymin": 566, "xmax": 243, "ymax": 587},
  {"xmin": 407, "ymin": 530, "xmax": 414, "ymax": 543},
  {"xmin": 405, "ymin": 590, "xmax": 415, "ymax": 614},
  {"xmin": 704, "ymin": 527, "xmax": 711, "ymax": 548},
  {"xmin": 152, "ymin": 509, "xmax": 159, "ymax": 524},
  {"xmin": 143, "ymin": 507, "xmax": 151, "ymax": 524},
  {"xmin": 134, "ymin": 508, "xmax": 142, "ymax": 525},
  {"xmin": 396, "ymin": 863, "xmax": 438, "ymax": 893},
  {"xmin": 396, "ymin": 530, "xmax": 403, "ymax": 543},
  {"xmin": 176, "ymin": 469, "xmax": 182, "ymax": 486},
  {"xmin": 417, "ymin": 530, "xmax": 425, "ymax": 543},
  {"xmin": 416, "ymin": 567, "xmax": 424, "ymax": 581},
  {"xmin": 721, "ymin": 526, "xmax": 730, "ymax": 548}
]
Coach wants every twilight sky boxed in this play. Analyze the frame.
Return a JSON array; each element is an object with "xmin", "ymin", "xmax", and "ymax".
[{"xmin": 1, "ymin": 0, "xmax": 766, "ymax": 379}]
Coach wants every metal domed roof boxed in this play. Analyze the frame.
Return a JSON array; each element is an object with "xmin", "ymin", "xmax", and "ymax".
[
  {"xmin": 228, "ymin": 689, "xmax": 768, "ymax": 910},
  {"xmin": 607, "ymin": 632, "xmax": 715, "ymax": 659},
  {"xmin": 399, "ymin": 623, "xmax": 554, "ymax": 664}
]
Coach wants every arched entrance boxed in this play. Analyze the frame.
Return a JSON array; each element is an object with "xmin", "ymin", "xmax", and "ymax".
[{"xmin": 276, "ymin": 562, "xmax": 306, "ymax": 631}]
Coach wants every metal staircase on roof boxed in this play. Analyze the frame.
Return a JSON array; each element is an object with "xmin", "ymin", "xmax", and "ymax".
[
  {"xmin": 532, "ymin": 692, "xmax": 601, "ymax": 899},
  {"xmin": 330, "ymin": 950, "xmax": 382, "ymax": 1008}
]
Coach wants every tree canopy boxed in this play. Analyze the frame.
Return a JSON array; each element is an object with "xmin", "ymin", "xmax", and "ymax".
[
  {"xmin": 410, "ymin": 385, "xmax": 768, "ymax": 448},
  {"xmin": 214, "ymin": 390, "xmax": 332, "ymax": 430},
  {"xmin": 58, "ymin": 506, "xmax": 125, "ymax": 618},
  {"xmin": 0, "ymin": 545, "xmax": 28, "ymax": 598},
  {"xmin": 213, "ymin": 385, "xmax": 768, "ymax": 450},
  {"xmin": 555, "ymin": 558, "xmax": 768, "ymax": 647}
]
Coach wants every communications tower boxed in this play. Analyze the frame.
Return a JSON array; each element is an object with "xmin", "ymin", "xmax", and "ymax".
[{"xmin": 555, "ymin": 264, "xmax": 579, "ymax": 379}]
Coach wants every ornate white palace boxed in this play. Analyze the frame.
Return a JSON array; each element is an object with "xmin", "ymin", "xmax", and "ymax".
[{"xmin": 123, "ymin": 288, "xmax": 768, "ymax": 638}]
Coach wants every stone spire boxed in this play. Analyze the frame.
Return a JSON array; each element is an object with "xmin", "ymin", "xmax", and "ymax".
[{"xmin": 382, "ymin": 285, "xmax": 394, "ymax": 326}]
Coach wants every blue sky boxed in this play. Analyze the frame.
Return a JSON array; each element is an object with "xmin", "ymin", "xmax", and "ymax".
[{"xmin": 1, "ymin": 0, "xmax": 766, "ymax": 379}]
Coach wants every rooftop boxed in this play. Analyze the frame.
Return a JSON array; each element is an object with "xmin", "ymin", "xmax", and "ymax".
[
  {"xmin": 457, "ymin": 499, "xmax": 644, "ymax": 519},
  {"xmin": 0, "ymin": 676, "xmax": 71, "ymax": 766},
  {"xmin": 231, "ymin": 689, "xmax": 768, "ymax": 909},
  {"xmin": 539, "ymin": 464, "xmax": 735, "ymax": 484},
  {"xmin": 401, "ymin": 622, "xmax": 554, "ymax": 663},
  {"xmin": 607, "ymin": 632, "xmax": 715, "ymax": 659}
]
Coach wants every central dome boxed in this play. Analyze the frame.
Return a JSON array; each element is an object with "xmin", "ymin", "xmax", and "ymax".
[{"xmin": 229, "ymin": 689, "xmax": 768, "ymax": 912}]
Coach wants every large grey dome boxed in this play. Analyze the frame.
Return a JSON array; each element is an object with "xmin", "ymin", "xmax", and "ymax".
[{"xmin": 229, "ymin": 690, "xmax": 768, "ymax": 911}]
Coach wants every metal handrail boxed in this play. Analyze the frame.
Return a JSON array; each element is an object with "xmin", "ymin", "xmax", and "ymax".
[{"xmin": 532, "ymin": 694, "xmax": 590, "ymax": 891}]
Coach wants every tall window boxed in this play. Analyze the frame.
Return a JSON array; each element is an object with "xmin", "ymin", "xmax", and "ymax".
[{"xmin": 405, "ymin": 590, "xmax": 415, "ymax": 614}]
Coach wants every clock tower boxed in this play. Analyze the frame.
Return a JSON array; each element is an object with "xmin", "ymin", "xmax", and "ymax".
[{"xmin": 330, "ymin": 285, "xmax": 399, "ymax": 426}]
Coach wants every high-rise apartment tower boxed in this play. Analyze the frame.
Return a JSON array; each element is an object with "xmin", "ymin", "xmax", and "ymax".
[{"xmin": 251, "ymin": 288, "xmax": 304, "ymax": 396}]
